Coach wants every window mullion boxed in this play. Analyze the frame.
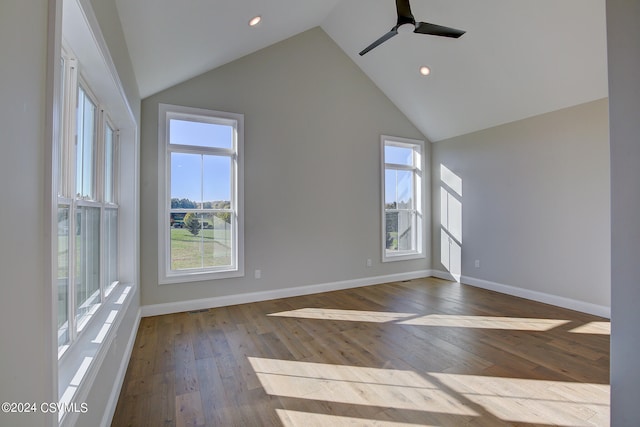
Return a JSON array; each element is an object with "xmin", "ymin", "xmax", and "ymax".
[
  {"xmin": 168, "ymin": 144, "xmax": 234, "ymax": 157},
  {"xmin": 62, "ymin": 57, "xmax": 78, "ymax": 199},
  {"xmin": 411, "ymin": 159, "xmax": 422, "ymax": 250},
  {"xmin": 113, "ymin": 130, "xmax": 120, "ymax": 204},
  {"xmin": 100, "ymin": 205, "xmax": 105, "ymax": 302},
  {"xmin": 384, "ymin": 163, "xmax": 416, "ymax": 172},
  {"xmin": 200, "ymin": 154, "xmax": 205, "ymax": 269},
  {"xmin": 65, "ymin": 58, "xmax": 80, "ymax": 345},
  {"xmin": 96, "ymin": 108, "xmax": 105, "ymax": 202},
  {"xmin": 68, "ymin": 198, "xmax": 77, "ymax": 343},
  {"xmin": 97, "ymin": 109, "xmax": 106, "ymax": 301}
]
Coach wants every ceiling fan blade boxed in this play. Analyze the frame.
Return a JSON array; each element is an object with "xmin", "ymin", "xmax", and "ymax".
[
  {"xmin": 395, "ymin": 0, "xmax": 415, "ymax": 24},
  {"xmin": 359, "ymin": 29, "xmax": 398, "ymax": 56},
  {"xmin": 414, "ymin": 21, "xmax": 465, "ymax": 38}
]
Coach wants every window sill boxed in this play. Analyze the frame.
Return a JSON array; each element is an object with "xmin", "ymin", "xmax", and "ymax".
[
  {"xmin": 159, "ymin": 268, "xmax": 244, "ymax": 285},
  {"xmin": 382, "ymin": 251, "xmax": 425, "ymax": 263},
  {"xmin": 57, "ymin": 283, "xmax": 134, "ymax": 426}
]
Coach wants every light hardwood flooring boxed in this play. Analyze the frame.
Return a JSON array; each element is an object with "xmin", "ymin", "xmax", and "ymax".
[{"xmin": 111, "ymin": 277, "xmax": 610, "ymax": 426}]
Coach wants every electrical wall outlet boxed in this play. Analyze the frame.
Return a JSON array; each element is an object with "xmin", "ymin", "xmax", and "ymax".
[
  {"xmin": 254, "ymin": 269, "xmax": 261, "ymax": 279},
  {"xmin": 366, "ymin": 258, "xmax": 372, "ymax": 267},
  {"xmin": 475, "ymin": 260, "xmax": 480, "ymax": 268}
]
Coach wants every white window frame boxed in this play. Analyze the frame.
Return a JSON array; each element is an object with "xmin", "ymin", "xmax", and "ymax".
[
  {"xmin": 158, "ymin": 103, "xmax": 244, "ymax": 284},
  {"xmin": 381, "ymin": 135, "xmax": 425, "ymax": 262},
  {"xmin": 57, "ymin": 47, "xmax": 121, "ymax": 356}
]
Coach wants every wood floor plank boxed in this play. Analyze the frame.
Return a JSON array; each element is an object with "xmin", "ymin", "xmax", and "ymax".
[
  {"xmin": 175, "ymin": 391, "xmax": 205, "ymax": 427},
  {"xmin": 112, "ymin": 278, "xmax": 610, "ymax": 426}
]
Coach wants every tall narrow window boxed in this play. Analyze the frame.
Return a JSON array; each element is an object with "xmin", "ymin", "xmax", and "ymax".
[
  {"xmin": 381, "ymin": 136, "xmax": 425, "ymax": 262},
  {"xmin": 158, "ymin": 104, "xmax": 244, "ymax": 283}
]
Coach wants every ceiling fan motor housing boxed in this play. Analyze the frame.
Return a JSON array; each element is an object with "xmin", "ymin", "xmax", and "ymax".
[
  {"xmin": 359, "ymin": 0, "xmax": 464, "ymax": 56},
  {"xmin": 396, "ymin": 14, "xmax": 415, "ymax": 29}
]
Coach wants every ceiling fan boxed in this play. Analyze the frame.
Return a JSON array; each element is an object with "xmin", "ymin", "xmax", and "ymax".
[{"xmin": 359, "ymin": 0, "xmax": 465, "ymax": 56}]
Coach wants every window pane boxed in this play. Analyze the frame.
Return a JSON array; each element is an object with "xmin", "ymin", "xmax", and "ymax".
[
  {"xmin": 207, "ymin": 212, "xmax": 232, "ymax": 268},
  {"xmin": 170, "ymin": 119, "xmax": 233, "ymax": 149},
  {"xmin": 57, "ymin": 205, "xmax": 70, "ymax": 348},
  {"xmin": 103, "ymin": 208, "xmax": 118, "ymax": 296},
  {"xmin": 203, "ymin": 155, "xmax": 231, "ymax": 206},
  {"xmin": 385, "ymin": 211, "xmax": 398, "ymax": 250},
  {"xmin": 104, "ymin": 125, "xmax": 115, "ymax": 203},
  {"xmin": 385, "ymin": 169, "xmax": 397, "ymax": 209},
  {"xmin": 76, "ymin": 87, "xmax": 96, "ymax": 199},
  {"xmin": 385, "ymin": 212, "xmax": 415, "ymax": 253},
  {"xmin": 385, "ymin": 145, "xmax": 413, "ymax": 166},
  {"xmin": 171, "ymin": 152, "xmax": 202, "ymax": 205},
  {"xmin": 57, "ymin": 57, "xmax": 66, "ymax": 197},
  {"xmin": 385, "ymin": 169, "xmax": 413, "ymax": 209},
  {"xmin": 397, "ymin": 211, "xmax": 414, "ymax": 251},
  {"xmin": 76, "ymin": 206, "xmax": 101, "ymax": 326},
  {"xmin": 397, "ymin": 170, "xmax": 413, "ymax": 209},
  {"xmin": 170, "ymin": 211, "xmax": 203, "ymax": 270},
  {"xmin": 170, "ymin": 211, "xmax": 233, "ymax": 271}
]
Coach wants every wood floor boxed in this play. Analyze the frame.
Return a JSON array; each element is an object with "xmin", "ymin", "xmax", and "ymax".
[{"xmin": 111, "ymin": 278, "xmax": 610, "ymax": 427}]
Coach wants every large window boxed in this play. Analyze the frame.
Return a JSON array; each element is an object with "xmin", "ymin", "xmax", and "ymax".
[
  {"xmin": 381, "ymin": 135, "xmax": 425, "ymax": 262},
  {"xmin": 56, "ymin": 51, "xmax": 119, "ymax": 356},
  {"xmin": 158, "ymin": 104, "xmax": 244, "ymax": 283}
]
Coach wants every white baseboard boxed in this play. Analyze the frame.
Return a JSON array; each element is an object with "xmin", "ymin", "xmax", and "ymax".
[
  {"xmin": 142, "ymin": 268, "xmax": 610, "ymax": 319},
  {"xmin": 100, "ymin": 306, "xmax": 142, "ymax": 427},
  {"xmin": 141, "ymin": 270, "xmax": 433, "ymax": 317},
  {"xmin": 432, "ymin": 270, "xmax": 611, "ymax": 318}
]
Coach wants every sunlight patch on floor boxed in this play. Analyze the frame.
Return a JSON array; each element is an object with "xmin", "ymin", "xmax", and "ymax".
[
  {"xmin": 276, "ymin": 409, "xmax": 437, "ymax": 427},
  {"xmin": 269, "ymin": 308, "xmax": 570, "ymax": 331},
  {"xmin": 430, "ymin": 372, "xmax": 610, "ymax": 426},
  {"xmin": 268, "ymin": 308, "xmax": 415, "ymax": 323},
  {"xmin": 249, "ymin": 357, "xmax": 477, "ymax": 416},
  {"xmin": 569, "ymin": 321, "xmax": 611, "ymax": 335},
  {"xmin": 398, "ymin": 314, "xmax": 570, "ymax": 331},
  {"xmin": 250, "ymin": 357, "xmax": 609, "ymax": 427}
]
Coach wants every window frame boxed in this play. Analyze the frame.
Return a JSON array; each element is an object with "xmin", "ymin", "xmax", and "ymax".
[
  {"xmin": 103, "ymin": 118, "xmax": 118, "ymax": 205},
  {"xmin": 380, "ymin": 135, "xmax": 426, "ymax": 262},
  {"xmin": 158, "ymin": 103, "xmax": 245, "ymax": 284},
  {"xmin": 56, "ymin": 48, "xmax": 122, "ymax": 357},
  {"xmin": 75, "ymin": 81, "xmax": 99, "ymax": 200}
]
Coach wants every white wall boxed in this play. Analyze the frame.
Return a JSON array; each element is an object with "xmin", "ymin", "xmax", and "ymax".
[
  {"xmin": 89, "ymin": 0, "xmax": 139, "ymax": 111},
  {"xmin": 431, "ymin": 99, "xmax": 611, "ymax": 312},
  {"xmin": 140, "ymin": 27, "xmax": 430, "ymax": 308},
  {"xmin": 607, "ymin": 0, "xmax": 640, "ymax": 425},
  {"xmin": 0, "ymin": 1, "xmax": 53, "ymax": 425}
]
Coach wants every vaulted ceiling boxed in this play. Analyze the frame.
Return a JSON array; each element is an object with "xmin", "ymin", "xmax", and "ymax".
[{"xmin": 115, "ymin": 0, "xmax": 608, "ymax": 141}]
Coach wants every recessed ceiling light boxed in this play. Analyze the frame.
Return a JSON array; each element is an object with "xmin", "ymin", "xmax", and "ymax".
[
  {"xmin": 248, "ymin": 16, "xmax": 262, "ymax": 27},
  {"xmin": 419, "ymin": 66, "xmax": 431, "ymax": 76}
]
